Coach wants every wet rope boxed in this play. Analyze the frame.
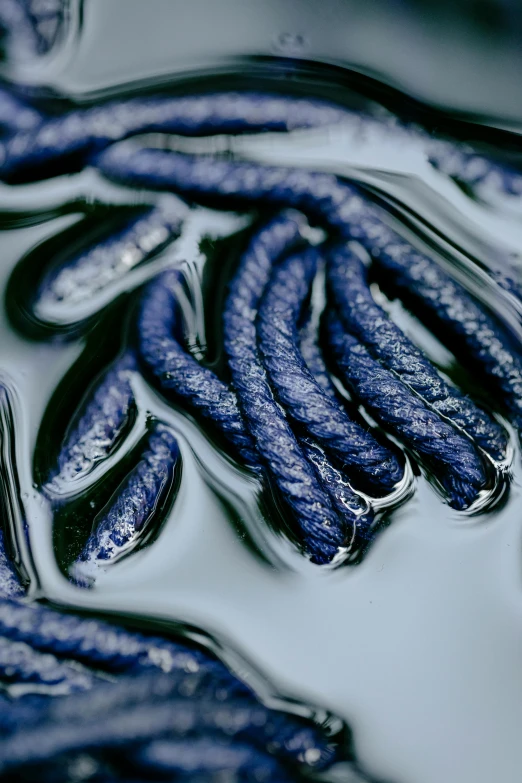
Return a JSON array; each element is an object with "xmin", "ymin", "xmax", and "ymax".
[
  {"xmin": 0, "ymin": 582, "xmax": 340, "ymax": 780},
  {"xmin": 0, "ymin": 62, "xmax": 519, "ymax": 779},
  {"xmin": 362, "ymin": 224, "xmax": 522, "ymax": 432},
  {"xmin": 0, "ymin": 665, "xmax": 338, "ymax": 781},
  {"xmin": 98, "ymin": 147, "xmax": 506, "ymax": 503},
  {"xmin": 73, "ymin": 422, "xmax": 180, "ymax": 585},
  {"xmin": 45, "ymin": 353, "xmax": 137, "ymax": 494},
  {"xmin": 325, "ymin": 314, "xmax": 490, "ymax": 510},
  {"xmin": 36, "ymin": 194, "xmax": 188, "ymax": 322},
  {"xmin": 137, "ymin": 269, "xmax": 260, "ymax": 469},
  {"xmin": 223, "ymin": 211, "xmax": 373, "ymax": 562},
  {"xmin": 326, "ymin": 242, "xmax": 507, "ymax": 461},
  {"xmin": 257, "ymin": 243, "xmax": 404, "ymax": 494}
]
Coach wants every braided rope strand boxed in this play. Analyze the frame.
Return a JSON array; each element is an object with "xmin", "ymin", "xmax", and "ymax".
[
  {"xmin": 138, "ymin": 269, "xmax": 260, "ymax": 469},
  {"xmin": 363, "ymin": 226, "xmax": 522, "ymax": 432},
  {"xmin": 327, "ymin": 242, "xmax": 507, "ymax": 461},
  {"xmin": 257, "ymin": 245, "xmax": 404, "ymax": 494},
  {"xmin": 72, "ymin": 422, "xmax": 180, "ymax": 585},
  {"xmin": 223, "ymin": 214, "xmax": 357, "ymax": 563},
  {"xmin": 36, "ymin": 194, "xmax": 188, "ymax": 322},
  {"xmin": 45, "ymin": 353, "xmax": 137, "ymax": 495},
  {"xmin": 326, "ymin": 314, "xmax": 490, "ymax": 510}
]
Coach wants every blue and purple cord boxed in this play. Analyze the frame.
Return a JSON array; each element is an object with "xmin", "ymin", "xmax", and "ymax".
[{"xmin": 0, "ymin": 5, "xmax": 520, "ymax": 777}]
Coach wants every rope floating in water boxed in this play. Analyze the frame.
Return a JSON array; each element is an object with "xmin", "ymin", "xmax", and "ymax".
[
  {"xmin": 0, "ymin": 64, "xmax": 520, "ymax": 778},
  {"xmin": 257, "ymin": 244, "xmax": 404, "ymax": 495},
  {"xmin": 325, "ymin": 314, "xmax": 491, "ymax": 510},
  {"xmin": 326, "ymin": 242, "xmax": 507, "ymax": 461},
  {"xmin": 73, "ymin": 422, "xmax": 180, "ymax": 585}
]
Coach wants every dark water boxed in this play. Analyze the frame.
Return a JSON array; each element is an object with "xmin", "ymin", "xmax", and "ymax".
[{"xmin": 2, "ymin": 2, "xmax": 522, "ymax": 782}]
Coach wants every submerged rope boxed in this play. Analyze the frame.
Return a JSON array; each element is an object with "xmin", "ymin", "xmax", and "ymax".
[
  {"xmin": 98, "ymin": 146, "xmax": 507, "ymax": 503},
  {"xmin": 257, "ymin": 244, "xmax": 403, "ymax": 495},
  {"xmin": 138, "ymin": 269, "xmax": 260, "ymax": 469},
  {"xmin": 45, "ymin": 353, "xmax": 137, "ymax": 495},
  {"xmin": 36, "ymin": 194, "xmax": 188, "ymax": 322},
  {"xmin": 73, "ymin": 422, "xmax": 180, "ymax": 585},
  {"xmin": 325, "ymin": 314, "xmax": 491, "ymax": 510},
  {"xmin": 0, "ymin": 58, "xmax": 520, "ymax": 778},
  {"xmin": 223, "ymin": 212, "xmax": 372, "ymax": 562},
  {"xmin": 0, "ymin": 665, "xmax": 338, "ymax": 780},
  {"xmin": 326, "ymin": 242, "xmax": 507, "ymax": 461}
]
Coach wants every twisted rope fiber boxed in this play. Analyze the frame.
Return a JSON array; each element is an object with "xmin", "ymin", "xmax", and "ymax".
[
  {"xmin": 0, "ymin": 68, "xmax": 519, "ymax": 777},
  {"xmin": 36, "ymin": 194, "xmax": 188, "ymax": 318},
  {"xmin": 0, "ymin": 667, "xmax": 337, "ymax": 779},
  {"xmin": 0, "ymin": 530, "xmax": 23, "ymax": 597},
  {"xmin": 0, "ymin": 526, "xmax": 337, "ymax": 777},
  {"xmin": 427, "ymin": 137, "xmax": 522, "ymax": 198},
  {"xmin": 357, "ymin": 219, "xmax": 522, "ymax": 432},
  {"xmin": 298, "ymin": 304, "xmax": 341, "ymax": 401},
  {"xmin": 223, "ymin": 212, "xmax": 372, "ymax": 562},
  {"xmin": 28, "ymin": 321, "xmax": 343, "ymax": 773},
  {"xmin": 0, "ymin": 634, "xmax": 105, "ymax": 693},
  {"xmin": 326, "ymin": 242, "xmax": 507, "ymax": 461},
  {"xmin": 297, "ymin": 308, "xmax": 380, "ymax": 550},
  {"xmin": 138, "ymin": 269, "xmax": 260, "ymax": 469},
  {"xmin": 0, "ymin": 592, "xmax": 339, "ymax": 779},
  {"xmin": 326, "ymin": 314, "xmax": 490, "ymax": 509},
  {"xmin": 46, "ymin": 355, "xmax": 180, "ymax": 581},
  {"xmin": 98, "ymin": 147, "xmax": 522, "ymax": 432},
  {"xmin": 257, "ymin": 243, "xmax": 404, "ymax": 495},
  {"xmin": 73, "ymin": 422, "xmax": 180, "ymax": 585},
  {"xmin": 0, "ymin": 91, "xmax": 350, "ymax": 181},
  {"xmin": 46, "ymin": 353, "xmax": 137, "ymax": 492},
  {"xmin": 0, "ymin": 74, "xmax": 518, "ymax": 223},
  {"xmin": 0, "ymin": 595, "xmax": 245, "ymax": 690}
]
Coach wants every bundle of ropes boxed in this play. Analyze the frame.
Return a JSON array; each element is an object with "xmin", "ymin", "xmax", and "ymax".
[{"xmin": 0, "ymin": 1, "xmax": 521, "ymax": 780}]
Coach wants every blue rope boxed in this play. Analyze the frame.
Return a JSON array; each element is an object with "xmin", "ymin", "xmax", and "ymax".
[
  {"xmin": 138, "ymin": 268, "xmax": 260, "ymax": 469},
  {"xmin": 298, "ymin": 305, "xmax": 341, "ymax": 401},
  {"xmin": 223, "ymin": 213, "xmax": 364, "ymax": 563},
  {"xmin": 0, "ymin": 634, "xmax": 104, "ymax": 694},
  {"xmin": 45, "ymin": 353, "xmax": 137, "ymax": 495},
  {"xmin": 326, "ymin": 242, "xmax": 507, "ymax": 461},
  {"xmin": 131, "ymin": 737, "xmax": 295, "ymax": 781},
  {"xmin": 0, "ymin": 78, "xmax": 520, "ymax": 778},
  {"xmin": 0, "ymin": 85, "xmax": 42, "ymax": 132},
  {"xmin": 98, "ymin": 146, "xmax": 522, "ymax": 433},
  {"xmin": 0, "ymin": 531, "xmax": 24, "ymax": 598},
  {"xmin": 427, "ymin": 138, "xmax": 522, "ymax": 199},
  {"xmin": 36, "ymin": 194, "xmax": 188, "ymax": 323},
  {"xmin": 297, "ymin": 306, "xmax": 379, "ymax": 553},
  {"xmin": 362, "ymin": 226, "xmax": 522, "ymax": 432},
  {"xmin": 94, "ymin": 144, "xmax": 366, "ymax": 229},
  {"xmin": 0, "ymin": 667, "xmax": 338, "ymax": 779},
  {"xmin": 0, "ymin": 594, "xmax": 244, "ymax": 689},
  {"xmin": 257, "ymin": 244, "xmax": 404, "ymax": 495},
  {"xmin": 0, "ymin": 91, "xmax": 348, "ymax": 181},
  {"xmin": 326, "ymin": 314, "xmax": 490, "ymax": 510},
  {"xmin": 73, "ymin": 422, "xmax": 180, "ymax": 585}
]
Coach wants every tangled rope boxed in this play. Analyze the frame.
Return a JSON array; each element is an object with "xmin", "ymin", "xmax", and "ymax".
[{"xmin": 0, "ymin": 5, "xmax": 520, "ymax": 774}]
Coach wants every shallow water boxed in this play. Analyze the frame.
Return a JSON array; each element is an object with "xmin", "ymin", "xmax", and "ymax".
[{"xmin": 2, "ymin": 3, "xmax": 522, "ymax": 782}]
